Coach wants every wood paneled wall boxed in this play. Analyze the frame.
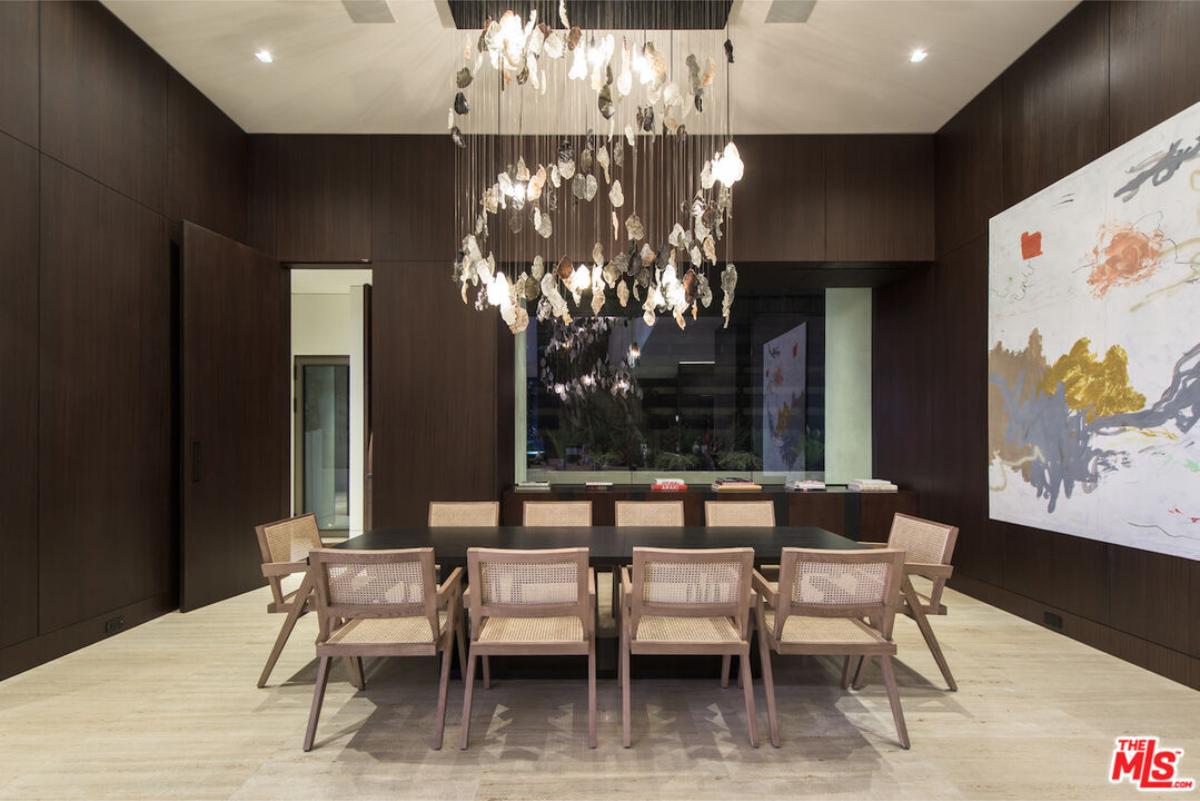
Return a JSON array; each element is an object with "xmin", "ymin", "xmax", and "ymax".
[
  {"xmin": 874, "ymin": 0, "xmax": 1200, "ymax": 688},
  {"xmin": 0, "ymin": 1, "xmax": 253, "ymax": 680}
]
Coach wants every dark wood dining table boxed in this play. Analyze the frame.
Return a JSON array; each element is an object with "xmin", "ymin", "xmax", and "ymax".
[{"xmin": 330, "ymin": 524, "xmax": 866, "ymax": 568}]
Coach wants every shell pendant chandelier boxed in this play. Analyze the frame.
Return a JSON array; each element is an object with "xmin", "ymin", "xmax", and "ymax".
[{"xmin": 450, "ymin": 0, "xmax": 743, "ymax": 335}]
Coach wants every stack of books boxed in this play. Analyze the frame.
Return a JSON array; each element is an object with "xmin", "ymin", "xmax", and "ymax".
[
  {"xmin": 712, "ymin": 477, "xmax": 763, "ymax": 492},
  {"xmin": 584, "ymin": 480, "xmax": 613, "ymax": 490},
  {"xmin": 786, "ymin": 479, "xmax": 826, "ymax": 492},
  {"xmin": 651, "ymin": 478, "xmax": 688, "ymax": 492},
  {"xmin": 516, "ymin": 480, "xmax": 551, "ymax": 491},
  {"xmin": 848, "ymin": 478, "xmax": 899, "ymax": 492}
]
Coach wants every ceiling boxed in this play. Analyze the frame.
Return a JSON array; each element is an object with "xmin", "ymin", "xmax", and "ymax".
[{"xmin": 104, "ymin": 0, "xmax": 1077, "ymax": 135}]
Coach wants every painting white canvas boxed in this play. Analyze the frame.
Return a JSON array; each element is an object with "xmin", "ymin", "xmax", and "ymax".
[
  {"xmin": 763, "ymin": 323, "xmax": 807, "ymax": 472},
  {"xmin": 988, "ymin": 101, "xmax": 1200, "ymax": 561}
]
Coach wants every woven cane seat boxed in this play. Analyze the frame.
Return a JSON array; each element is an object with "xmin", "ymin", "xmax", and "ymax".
[
  {"xmin": 763, "ymin": 611, "xmax": 883, "ymax": 645},
  {"xmin": 635, "ymin": 614, "xmax": 741, "ymax": 643},
  {"xmin": 325, "ymin": 612, "xmax": 448, "ymax": 646},
  {"xmin": 476, "ymin": 615, "xmax": 585, "ymax": 643}
]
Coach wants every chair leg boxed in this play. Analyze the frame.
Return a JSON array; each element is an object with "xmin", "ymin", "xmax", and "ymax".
[
  {"xmin": 346, "ymin": 656, "xmax": 366, "ymax": 691},
  {"xmin": 739, "ymin": 646, "xmax": 759, "ymax": 748},
  {"xmin": 482, "ymin": 655, "xmax": 491, "ymax": 689},
  {"xmin": 720, "ymin": 654, "xmax": 731, "ymax": 688},
  {"xmin": 455, "ymin": 613, "xmax": 468, "ymax": 680},
  {"xmin": 459, "ymin": 647, "xmax": 478, "ymax": 750},
  {"xmin": 879, "ymin": 655, "xmax": 910, "ymax": 749},
  {"xmin": 904, "ymin": 581, "xmax": 958, "ymax": 691},
  {"xmin": 587, "ymin": 639, "xmax": 597, "ymax": 749},
  {"xmin": 431, "ymin": 640, "xmax": 455, "ymax": 750},
  {"xmin": 840, "ymin": 656, "xmax": 853, "ymax": 690},
  {"xmin": 852, "ymin": 655, "xmax": 869, "ymax": 690},
  {"xmin": 302, "ymin": 656, "xmax": 332, "ymax": 751},
  {"xmin": 620, "ymin": 627, "xmax": 632, "ymax": 748},
  {"xmin": 258, "ymin": 608, "xmax": 302, "ymax": 688},
  {"xmin": 756, "ymin": 628, "xmax": 779, "ymax": 748}
]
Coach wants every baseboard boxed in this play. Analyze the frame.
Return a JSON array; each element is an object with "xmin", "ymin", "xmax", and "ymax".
[
  {"xmin": 0, "ymin": 593, "xmax": 177, "ymax": 681},
  {"xmin": 949, "ymin": 574, "xmax": 1199, "ymax": 690}
]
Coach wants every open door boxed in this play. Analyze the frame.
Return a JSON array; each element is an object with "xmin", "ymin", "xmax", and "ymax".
[{"xmin": 180, "ymin": 222, "xmax": 288, "ymax": 611}]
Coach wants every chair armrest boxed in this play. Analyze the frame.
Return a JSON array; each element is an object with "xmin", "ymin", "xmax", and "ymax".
[
  {"xmin": 261, "ymin": 561, "xmax": 306, "ymax": 578},
  {"xmin": 620, "ymin": 566, "xmax": 633, "ymax": 609},
  {"xmin": 858, "ymin": 541, "xmax": 889, "ymax": 549},
  {"xmin": 751, "ymin": 570, "xmax": 778, "ymax": 606},
  {"xmin": 905, "ymin": 562, "xmax": 953, "ymax": 580},
  {"xmin": 437, "ymin": 567, "xmax": 464, "ymax": 605}
]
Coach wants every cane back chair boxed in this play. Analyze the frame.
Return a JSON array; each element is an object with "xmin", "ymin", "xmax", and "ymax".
[{"xmin": 255, "ymin": 513, "xmax": 324, "ymax": 688}]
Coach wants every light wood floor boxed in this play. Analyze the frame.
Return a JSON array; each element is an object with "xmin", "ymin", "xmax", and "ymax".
[{"xmin": 0, "ymin": 578, "xmax": 1196, "ymax": 801}]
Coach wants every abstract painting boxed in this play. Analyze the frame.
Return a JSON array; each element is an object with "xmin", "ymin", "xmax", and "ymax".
[
  {"xmin": 763, "ymin": 323, "xmax": 807, "ymax": 472},
  {"xmin": 989, "ymin": 101, "xmax": 1200, "ymax": 561}
]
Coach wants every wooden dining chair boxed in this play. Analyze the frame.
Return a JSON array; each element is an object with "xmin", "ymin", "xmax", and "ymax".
[
  {"xmin": 704, "ymin": 500, "xmax": 775, "ymax": 527},
  {"xmin": 615, "ymin": 500, "xmax": 686, "ymax": 526},
  {"xmin": 752, "ymin": 547, "xmax": 909, "ymax": 748},
  {"xmin": 522, "ymin": 500, "xmax": 593, "ymax": 526},
  {"xmin": 302, "ymin": 548, "xmax": 463, "ymax": 751},
  {"xmin": 428, "ymin": 501, "xmax": 500, "ymax": 526},
  {"xmin": 853, "ymin": 513, "xmax": 960, "ymax": 691},
  {"xmin": 620, "ymin": 547, "xmax": 759, "ymax": 748},
  {"xmin": 610, "ymin": 500, "xmax": 686, "ymax": 617},
  {"xmin": 460, "ymin": 547, "xmax": 597, "ymax": 749},
  {"xmin": 255, "ymin": 513, "xmax": 325, "ymax": 688}
]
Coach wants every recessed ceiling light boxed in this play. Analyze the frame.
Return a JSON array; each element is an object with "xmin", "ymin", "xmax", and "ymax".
[
  {"xmin": 909, "ymin": 48, "xmax": 928, "ymax": 64},
  {"xmin": 255, "ymin": 49, "xmax": 273, "ymax": 64}
]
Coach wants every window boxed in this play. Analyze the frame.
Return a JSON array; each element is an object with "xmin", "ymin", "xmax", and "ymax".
[{"xmin": 523, "ymin": 291, "xmax": 826, "ymax": 482}]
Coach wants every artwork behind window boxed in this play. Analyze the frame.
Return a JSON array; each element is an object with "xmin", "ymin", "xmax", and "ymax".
[{"xmin": 525, "ymin": 293, "xmax": 825, "ymax": 482}]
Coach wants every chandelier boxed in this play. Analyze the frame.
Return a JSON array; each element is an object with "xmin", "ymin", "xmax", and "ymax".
[{"xmin": 449, "ymin": 1, "xmax": 743, "ymax": 335}]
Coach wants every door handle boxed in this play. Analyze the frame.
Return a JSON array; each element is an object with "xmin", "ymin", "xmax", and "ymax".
[{"xmin": 191, "ymin": 441, "xmax": 201, "ymax": 483}]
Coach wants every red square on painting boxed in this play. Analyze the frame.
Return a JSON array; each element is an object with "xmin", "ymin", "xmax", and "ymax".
[{"xmin": 1020, "ymin": 230, "xmax": 1043, "ymax": 260}]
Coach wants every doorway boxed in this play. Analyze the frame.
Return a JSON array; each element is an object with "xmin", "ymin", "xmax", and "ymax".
[{"xmin": 289, "ymin": 267, "xmax": 373, "ymax": 538}]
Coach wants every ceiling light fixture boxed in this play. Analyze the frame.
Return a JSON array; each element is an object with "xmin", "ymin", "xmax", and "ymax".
[
  {"xmin": 255, "ymin": 49, "xmax": 273, "ymax": 64},
  {"xmin": 450, "ymin": 4, "xmax": 743, "ymax": 336},
  {"xmin": 909, "ymin": 48, "xmax": 928, "ymax": 64}
]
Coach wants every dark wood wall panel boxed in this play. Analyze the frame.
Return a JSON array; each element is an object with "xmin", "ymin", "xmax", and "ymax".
[
  {"xmin": 40, "ymin": 1, "xmax": 167, "ymax": 212},
  {"xmin": 276, "ymin": 135, "xmax": 371, "ymax": 263},
  {"xmin": 38, "ymin": 158, "xmax": 171, "ymax": 634},
  {"xmin": 1000, "ymin": 0, "xmax": 1110, "ymax": 207},
  {"xmin": 825, "ymin": 135, "xmax": 934, "ymax": 262},
  {"xmin": 1109, "ymin": 1, "xmax": 1200, "ymax": 147},
  {"xmin": 0, "ymin": 1, "xmax": 39, "ymax": 147},
  {"xmin": 934, "ymin": 81, "xmax": 1003, "ymax": 257},
  {"xmin": 247, "ymin": 135, "xmax": 278, "ymax": 256},
  {"xmin": 371, "ymin": 262, "xmax": 499, "ymax": 527},
  {"xmin": 372, "ymin": 136, "xmax": 454, "ymax": 262},
  {"xmin": 166, "ymin": 73, "xmax": 249, "ymax": 242},
  {"xmin": 734, "ymin": 136, "xmax": 825, "ymax": 261},
  {"xmin": 0, "ymin": 134, "xmax": 40, "ymax": 649},
  {"xmin": 876, "ymin": 0, "xmax": 1200, "ymax": 687}
]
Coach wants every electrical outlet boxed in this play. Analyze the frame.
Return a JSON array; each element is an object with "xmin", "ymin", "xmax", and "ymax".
[
  {"xmin": 1042, "ymin": 611, "xmax": 1063, "ymax": 630},
  {"xmin": 104, "ymin": 616, "xmax": 125, "ymax": 635}
]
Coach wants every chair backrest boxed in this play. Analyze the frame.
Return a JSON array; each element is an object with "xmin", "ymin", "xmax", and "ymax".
[
  {"xmin": 466, "ymin": 548, "xmax": 591, "ymax": 630},
  {"xmin": 704, "ymin": 500, "xmax": 775, "ymax": 527},
  {"xmin": 773, "ymin": 548, "xmax": 905, "ymax": 640},
  {"xmin": 523, "ymin": 500, "xmax": 592, "ymax": 527},
  {"xmin": 886, "ymin": 513, "xmax": 958, "ymax": 609},
  {"xmin": 428, "ymin": 501, "xmax": 500, "ymax": 526},
  {"xmin": 615, "ymin": 500, "xmax": 685, "ymax": 527},
  {"xmin": 308, "ymin": 548, "xmax": 440, "ymax": 642},
  {"xmin": 255, "ymin": 513, "xmax": 324, "ymax": 605},
  {"xmin": 630, "ymin": 547, "xmax": 754, "ymax": 636}
]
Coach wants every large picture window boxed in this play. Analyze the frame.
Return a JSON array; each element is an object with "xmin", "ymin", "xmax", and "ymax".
[{"xmin": 524, "ymin": 290, "xmax": 826, "ymax": 482}]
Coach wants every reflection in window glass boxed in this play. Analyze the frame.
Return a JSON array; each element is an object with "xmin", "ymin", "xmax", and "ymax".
[{"xmin": 525, "ymin": 292, "xmax": 825, "ymax": 481}]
